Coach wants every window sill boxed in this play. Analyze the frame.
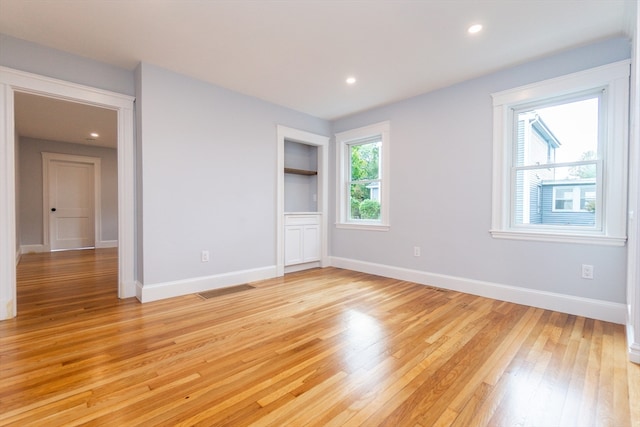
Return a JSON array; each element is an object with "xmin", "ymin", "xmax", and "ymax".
[
  {"xmin": 336, "ymin": 222, "xmax": 390, "ymax": 232},
  {"xmin": 490, "ymin": 229, "xmax": 626, "ymax": 246}
]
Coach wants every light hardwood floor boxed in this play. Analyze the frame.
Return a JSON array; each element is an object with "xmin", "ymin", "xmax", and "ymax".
[{"xmin": 1, "ymin": 249, "xmax": 637, "ymax": 426}]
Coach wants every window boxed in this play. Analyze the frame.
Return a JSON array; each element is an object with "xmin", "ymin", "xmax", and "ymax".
[
  {"xmin": 552, "ymin": 185, "xmax": 596, "ymax": 212},
  {"xmin": 491, "ymin": 61, "xmax": 629, "ymax": 245},
  {"xmin": 336, "ymin": 121, "xmax": 390, "ymax": 230},
  {"xmin": 553, "ymin": 187, "xmax": 576, "ymax": 211}
]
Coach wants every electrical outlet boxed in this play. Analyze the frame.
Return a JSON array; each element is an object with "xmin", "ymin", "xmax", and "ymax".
[
  {"xmin": 201, "ymin": 250, "xmax": 210, "ymax": 263},
  {"xmin": 581, "ymin": 264, "xmax": 593, "ymax": 279},
  {"xmin": 414, "ymin": 246, "xmax": 421, "ymax": 257}
]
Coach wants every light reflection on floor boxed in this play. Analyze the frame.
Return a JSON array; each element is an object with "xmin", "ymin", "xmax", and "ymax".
[{"xmin": 340, "ymin": 309, "xmax": 387, "ymax": 386}]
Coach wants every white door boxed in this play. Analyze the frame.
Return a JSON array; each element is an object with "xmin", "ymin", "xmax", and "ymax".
[{"xmin": 48, "ymin": 160, "xmax": 95, "ymax": 250}]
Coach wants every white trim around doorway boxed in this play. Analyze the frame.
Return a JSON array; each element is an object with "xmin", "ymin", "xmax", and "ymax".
[
  {"xmin": 0, "ymin": 66, "xmax": 136, "ymax": 320},
  {"xmin": 276, "ymin": 125, "xmax": 329, "ymax": 277}
]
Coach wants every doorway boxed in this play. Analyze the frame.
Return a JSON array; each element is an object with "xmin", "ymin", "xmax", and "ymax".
[
  {"xmin": 14, "ymin": 94, "xmax": 115, "ymax": 313},
  {"xmin": 0, "ymin": 66, "xmax": 136, "ymax": 320},
  {"xmin": 276, "ymin": 125, "xmax": 329, "ymax": 276}
]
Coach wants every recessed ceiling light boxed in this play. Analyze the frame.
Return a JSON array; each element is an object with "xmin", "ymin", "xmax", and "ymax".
[
  {"xmin": 90, "ymin": 132, "xmax": 99, "ymax": 138},
  {"xmin": 346, "ymin": 77, "xmax": 357, "ymax": 85},
  {"xmin": 468, "ymin": 24, "xmax": 483, "ymax": 34}
]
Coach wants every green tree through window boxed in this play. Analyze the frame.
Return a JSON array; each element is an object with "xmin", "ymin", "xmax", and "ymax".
[
  {"xmin": 349, "ymin": 140, "xmax": 381, "ymax": 220},
  {"xmin": 569, "ymin": 150, "xmax": 597, "ymax": 179}
]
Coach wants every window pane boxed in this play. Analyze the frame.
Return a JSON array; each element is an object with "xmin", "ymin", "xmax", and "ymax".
[
  {"xmin": 556, "ymin": 188, "xmax": 573, "ymax": 198},
  {"xmin": 555, "ymin": 198, "xmax": 573, "ymax": 211},
  {"xmin": 514, "ymin": 169, "xmax": 543, "ymax": 225},
  {"xmin": 350, "ymin": 141, "xmax": 380, "ymax": 181},
  {"xmin": 514, "ymin": 168, "xmax": 596, "ymax": 227},
  {"xmin": 349, "ymin": 182, "xmax": 381, "ymax": 220},
  {"xmin": 581, "ymin": 188, "xmax": 596, "ymax": 212},
  {"xmin": 515, "ymin": 96, "xmax": 599, "ymax": 167}
]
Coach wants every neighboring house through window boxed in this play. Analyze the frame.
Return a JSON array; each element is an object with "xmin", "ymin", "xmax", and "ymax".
[
  {"xmin": 516, "ymin": 112, "xmax": 597, "ymax": 227},
  {"xmin": 491, "ymin": 61, "xmax": 629, "ymax": 245},
  {"xmin": 336, "ymin": 121, "xmax": 390, "ymax": 230}
]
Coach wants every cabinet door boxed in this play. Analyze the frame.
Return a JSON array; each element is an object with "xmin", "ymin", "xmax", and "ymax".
[
  {"xmin": 302, "ymin": 225, "xmax": 320, "ymax": 262},
  {"xmin": 284, "ymin": 226, "xmax": 303, "ymax": 265}
]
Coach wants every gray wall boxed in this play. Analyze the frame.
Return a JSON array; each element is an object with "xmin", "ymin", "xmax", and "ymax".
[
  {"xmin": 0, "ymin": 34, "xmax": 135, "ymax": 96},
  {"xmin": 136, "ymin": 63, "xmax": 330, "ymax": 285},
  {"xmin": 18, "ymin": 137, "xmax": 118, "ymax": 245},
  {"xmin": 330, "ymin": 37, "xmax": 631, "ymax": 304}
]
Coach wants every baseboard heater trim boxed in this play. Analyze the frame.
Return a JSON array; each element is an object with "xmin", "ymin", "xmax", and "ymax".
[{"xmin": 198, "ymin": 284, "xmax": 254, "ymax": 300}]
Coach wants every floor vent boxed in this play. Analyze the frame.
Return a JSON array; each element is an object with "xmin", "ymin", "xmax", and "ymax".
[{"xmin": 198, "ymin": 284, "xmax": 255, "ymax": 300}]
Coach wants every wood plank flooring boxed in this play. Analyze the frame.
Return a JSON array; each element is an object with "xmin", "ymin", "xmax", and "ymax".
[{"xmin": 1, "ymin": 249, "xmax": 636, "ymax": 426}]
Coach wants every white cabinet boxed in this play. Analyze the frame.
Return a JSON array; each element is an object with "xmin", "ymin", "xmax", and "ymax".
[{"xmin": 284, "ymin": 214, "xmax": 320, "ymax": 266}]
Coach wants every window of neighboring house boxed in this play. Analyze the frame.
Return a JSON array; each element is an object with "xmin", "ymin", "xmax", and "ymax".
[
  {"xmin": 554, "ymin": 187, "xmax": 575, "ymax": 211},
  {"xmin": 552, "ymin": 185, "xmax": 596, "ymax": 212},
  {"xmin": 336, "ymin": 121, "xmax": 390, "ymax": 230},
  {"xmin": 491, "ymin": 61, "xmax": 629, "ymax": 245},
  {"xmin": 582, "ymin": 188, "xmax": 596, "ymax": 211}
]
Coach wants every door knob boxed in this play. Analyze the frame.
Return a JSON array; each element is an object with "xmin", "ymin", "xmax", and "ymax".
[{"xmin": 51, "ymin": 208, "xmax": 56, "ymax": 212}]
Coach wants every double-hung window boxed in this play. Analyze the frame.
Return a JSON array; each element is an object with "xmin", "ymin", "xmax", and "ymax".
[
  {"xmin": 491, "ymin": 61, "xmax": 629, "ymax": 245},
  {"xmin": 336, "ymin": 121, "xmax": 390, "ymax": 230}
]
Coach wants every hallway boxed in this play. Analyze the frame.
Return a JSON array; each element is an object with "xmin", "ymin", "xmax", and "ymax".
[{"xmin": 16, "ymin": 248, "xmax": 119, "ymax": 319}]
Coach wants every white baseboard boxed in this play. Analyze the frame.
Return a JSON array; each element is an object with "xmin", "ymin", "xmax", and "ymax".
[
  {"xmin": 120, "ymin": 279, "xmax": 137, "ymax": 299},
  {"xmin": 135, "ymin": 281, "xmax": 144, "ymax": 301},
  {"xmin": 0, "ymin": 297, "xmax": 15, "ymax": 320},
  {"xmin": 20, "ymin": 244, "xmax": 47, "ymax": 254},
  {"xmin": 330, "ymin": 256, "xmax": 626, "ymax": 325},
  {"xmin": 137, "ymin": 265, "xmax": 278, "ymax": 303},
  {"xmin": 95, "ymin": 240, "xmax": 118, "ymax": 249},
  {"xmin": 627, "ymin": 323, "xmax": 640, "ymax": 364}
]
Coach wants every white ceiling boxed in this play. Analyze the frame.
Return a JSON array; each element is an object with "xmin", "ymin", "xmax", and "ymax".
[
  {"xmin": 0, "ymin": 0, "xmax": 634, "ymax": 140},
  {"xmin": 14, "ymin": 93, "xmax": 117, "ymax": 148}
]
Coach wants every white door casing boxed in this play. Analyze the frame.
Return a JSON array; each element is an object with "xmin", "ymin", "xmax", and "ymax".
[
  {"xmin": 0, "ymin": 66, "xmax": 136, "ymax": 320},
  {"xmin": 43, "ymin": 153, "xmax": 101, "ymax": 251}
]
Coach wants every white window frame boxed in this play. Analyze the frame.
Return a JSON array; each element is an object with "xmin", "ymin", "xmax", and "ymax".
[
  {"xmin": 491, "ymin": 60, "xmax": 629, "ymax": 246},
  {"xmin": 336, "ymin": 121, "xmax": 390, "ymax": 230}
]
